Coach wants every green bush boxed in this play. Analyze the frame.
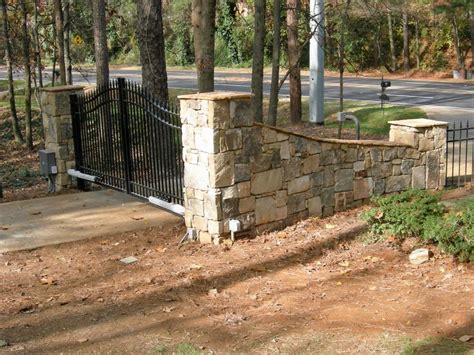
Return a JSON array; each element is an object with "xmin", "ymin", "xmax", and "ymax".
[
  {"xmin": 423, "ymin": 201, "xmax": 474, "ymax": 262},
  {"xmin": 362, "ymin": 189, "xmax": 444, "ymax": 240},
  {"xmin": 363, "ymin": 190, "xmax": 474, "ymax": 262}
]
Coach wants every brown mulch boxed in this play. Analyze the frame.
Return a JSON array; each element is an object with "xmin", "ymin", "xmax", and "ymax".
[{"xmin": 0, "ymin": 206, "xmax": 472, "ymax": 353}]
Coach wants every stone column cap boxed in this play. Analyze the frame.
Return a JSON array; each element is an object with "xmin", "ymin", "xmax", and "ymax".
[
  {"xmin": 41, "ymin": 85, "xmax": 85, "ymax": 93},
  {"xmin": 178, "ymin": 91, "xmax": 252, "ymax": 101},
  {"xmin": 388, "ymin": 118, "xmax": 449, "ymax": 128}
]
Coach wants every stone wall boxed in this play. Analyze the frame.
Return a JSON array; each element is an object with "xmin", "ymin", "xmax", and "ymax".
[
  {"xmin": 179, "ymin": 93, "xmax": 447, "ymax": 244},
  {"xmin": 41, "ymin": 85, "xmax": 84, "ymax": 191}
]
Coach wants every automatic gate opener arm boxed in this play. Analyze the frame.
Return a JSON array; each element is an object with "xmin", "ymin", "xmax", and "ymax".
[{"xmin": 68, "ymin": 169, "xmax": 98, "ymax": 183}]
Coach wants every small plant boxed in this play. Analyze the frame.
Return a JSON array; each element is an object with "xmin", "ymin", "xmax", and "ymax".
[
  {"xmin": 362, "ymin": 189, "xmax": 444, "ymax": 240},
  {"xmin": 423, "ymin": 200, "xmax": 474, "ymax": 262}
]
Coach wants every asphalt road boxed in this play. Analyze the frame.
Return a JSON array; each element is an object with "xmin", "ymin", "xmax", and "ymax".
[{"xmin": 2, "ymin": 67, "xmax": 473, "ymax": 122}]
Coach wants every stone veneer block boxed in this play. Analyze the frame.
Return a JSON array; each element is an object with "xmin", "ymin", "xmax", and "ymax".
[
  {"xmin": 335, "ymin": 169, "xmax": 353, "ymax": 192},
  {"xmin": 353, "ymin": 178, "xmax": 373, "ymax": 200},
  {"xmin": 251, "ymin": 168, "xmax": 283, "ymax": 195}
]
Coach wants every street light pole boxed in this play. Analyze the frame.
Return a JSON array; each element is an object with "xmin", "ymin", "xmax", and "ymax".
[{"xmin": 309, "ymin": 0, "xmax": 325, "ymax": 125}]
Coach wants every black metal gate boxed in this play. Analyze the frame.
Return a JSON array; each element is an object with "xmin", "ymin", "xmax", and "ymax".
[
  {"xmin": 70, "ymin": 78, "xmax": 184, "ymax": 205},
  {"xmin": 446, "ymin": 121, "xmax": 474, "ymax": 187}
]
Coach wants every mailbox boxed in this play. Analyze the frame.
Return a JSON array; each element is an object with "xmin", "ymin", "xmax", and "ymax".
[{"xmin": 381, "ymin": 80, "xmax": 391, "ymax": 89}]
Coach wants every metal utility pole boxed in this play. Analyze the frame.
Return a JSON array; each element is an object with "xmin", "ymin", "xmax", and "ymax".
[{"xmin": 309, "ymin": 0, "xmax": 325, "ymax": 125}]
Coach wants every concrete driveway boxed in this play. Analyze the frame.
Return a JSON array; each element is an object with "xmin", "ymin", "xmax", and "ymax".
[{"xmin": 0, "ymin": 190, "xmax": 182, "ymax": 253}]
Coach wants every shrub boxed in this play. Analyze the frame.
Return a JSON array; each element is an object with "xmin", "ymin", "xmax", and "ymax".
[
  {"xmin": 423, "ymin": 201, "xmax": 474, "ymax": 262},
  {"xmin": 362, "ymin": 189, "xmax": 444, "ymax": 240}
]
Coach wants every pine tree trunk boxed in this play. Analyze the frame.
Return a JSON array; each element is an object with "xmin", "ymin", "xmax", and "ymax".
[
  {"xmin": 54, "ymin": 0, "xmax": 67, "ymax": 85},
  {"xmin": 196, "ymin": 0, "xmax": 216, "ymax": 92},
  {"xmin": 64, "ymin": 0, "xmax": 72, "ymax": 85},
  {"xmin": 451, "ymin": 13, "xmax": 464, "ymax": 71},
  {"xmin": 1, "ymin": 0, "xmax": 24, "ymax": 144},
  {"xmin": 20, "ymin": 0, "xmax": 33, "ymax": 149},
  {"xmin": 387, "ymin": 10, "xmax": 397, "ymax": 72},
  {"xmin": 137, "ymin": 0, "xmax": 169, "ymax": 101},
  {"xmin": 251, "ymin": 0, "xmax": 265, "ymax": 123},
  {"xmin": 287, "ymin": 0, "xmax": 301, "ymax": 124},
  {"xmin": 92, "ymin": 0, "xmax": 109, "ymax": 86},
  {"xmin": 415, "ymin": 18, "xmax": 420, "ymax": 69},
  {"xmin": 191, "ymin": 0, "xmax": 202, "ymax": 88},
  {"xmin": 469, "ymin": 9, "xmax": 474, "ymax": 69},
  {"xmin": 268, "ymin": 0, "xmax": 282, "ymax": 126},
  {"xmin": 33, "ymin": 0, "xmax": 43, "ymax": 88},
  {"xmin": 402, "ymin": 8, "xmax": 410, "ymax": 73}
]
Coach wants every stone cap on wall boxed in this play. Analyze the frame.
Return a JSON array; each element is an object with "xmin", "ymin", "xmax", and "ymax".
[
  {"xmin": 41, "ymin": 85, "xmax": 85, "ymax": 93},
  {"xmin": 388, "ymin": 118, "xmax": 449, "ymax": 128},
  {"xmin": 255, "ymin": 122, "xmax": 408, "ymax": 147},
  {"xmin": 178, "ymin": 91, "xmax": 252, "ymax": 101}
]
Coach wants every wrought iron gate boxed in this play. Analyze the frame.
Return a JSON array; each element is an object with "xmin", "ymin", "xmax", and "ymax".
[
  {"xmin": 70, "ymin": 78, "xmax": 184, "ymax": 205},
  {"xmin": 446, "ymin": 121, "xmax": 474, "ymax": 187}
]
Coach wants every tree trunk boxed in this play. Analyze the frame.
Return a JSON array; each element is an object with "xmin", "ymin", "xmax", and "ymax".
[
  {"xmin": 33, "ymin": 0, "xmax": 43, "ymax": 88},
  {"xmin": 191, "ymin": 0, "xmax": 202, "ymax": 88},
  {"xmin": 192, "ymin": 0, "xmax": 216, "ymax": 92},
  {"xmin": 137, "ymin": 0, "xmax": 169, "ymax": 101},
  {"xmin": 415, "ymin": 18, "xmax": 420, "ymax": 69},
  {"xmin": 64, "ymin": 0, "xmax": 72, "ymax": 85},
  {"xmin": 267, "ymin": 0, "xmax": 281, "ymax": 126},
  {"xmin": 251, "ymin": 0, "xmax": 265, "ymax": 123},
  {"xmin": 20, "ymin": 0, "xmax": 33, "ymax": 149},
  {"xmin": 387, "ymin": 10, "xmax": 397, "ymax": 72},
  {"xmin": 402, "ymin": 8, "xmax": 410, "ymax": 73},
  {"xmin": 54, "ymin": 0, "xmax": 66, "ymax": 85},
  {"xmin": 287, "ymin": 0, "xmax": 301, "ymax": 123},
  {"xmin": 1, "ymin": 0, "xmax": 24, "ymax": 144},
  {"xmin": 92, "ymin": 0, "xmax": 109, "ymax": 86},
  {"xmin": 451, "ymin": 13, "xmax": 464, "ymax": 71},
  {"xmin": 338, "ymin": 0, "xmax": 350, "ymax": 113},
  {"xmin": 469, "ymin": 9, "xmax": 474, "ymax": 69}
]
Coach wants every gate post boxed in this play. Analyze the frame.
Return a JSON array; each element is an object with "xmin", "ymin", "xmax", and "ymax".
[
  {"xmin": 41, "ymin": 85, "xmax": 84, "ymax": 191},
  {"xmin": 179, "ymin": 92, "xmax": 253, "ymax": 244},
  {"xmin": 389, "ymin": 119, "xmax": 448, "ymax": 189}
]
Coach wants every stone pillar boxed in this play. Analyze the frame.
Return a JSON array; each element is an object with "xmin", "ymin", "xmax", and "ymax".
[
  {"xmin": 389, "ymin": 119, "xmax": 448, "ymax": 189},
  {"xmin": 41, "ymin": 85, "xmax": 84, "ymax": 191},
  {"xmin": 179, "ymin": 92, "xmax": 253, "ymax": 244}
]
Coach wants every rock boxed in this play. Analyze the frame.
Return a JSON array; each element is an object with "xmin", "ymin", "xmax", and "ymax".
[
  {"xmin": 409, "ymin": 248, "xmax": 433, "ymax": 265},
  {"xmin": 120, "ymin": 256, "xmax": 138, "ymax": 264},
  {"xmin": 459, "ymin": 335, "xmax": 473, "ymax": 342}
]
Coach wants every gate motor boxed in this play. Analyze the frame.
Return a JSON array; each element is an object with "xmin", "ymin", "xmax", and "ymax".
[
  {"xmin": 39, "ymin": 149, "xmax": 58, "ymax": 193},
  {"xmin": 337, "ymin": 112, "xmax": 361, "ymax": 140},
  {"xmin": 379, "ymin": 76, "xmax": 391, "ymax": 113}
]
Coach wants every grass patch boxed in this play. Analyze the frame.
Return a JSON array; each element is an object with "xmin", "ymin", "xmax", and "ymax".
[
  {"xmin": 0, "ymin": 79, "xmax": 25, "ymax": 92},
  {"xmin": 149, "ymin": 342, "xmax": 202, "ymax": 355},
  {"xmin": 400, "ymin": 336, "xmax": 473, "ymax": 355},
  {"xmin": 272, "ymin": 97, "xmax": 426, "ymax": 137}
]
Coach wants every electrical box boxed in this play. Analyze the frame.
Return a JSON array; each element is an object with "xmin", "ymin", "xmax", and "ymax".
[
  {"xmin": 229, "ymin": 219, "xmax": 242, "ymax": 232},
  {"xmin": 337, "ymin": 112, "xmax": 347, "ymax": 122},
  {"xmin": 39, "ymin": 150, "xmax": 58, "ymax": 176}
]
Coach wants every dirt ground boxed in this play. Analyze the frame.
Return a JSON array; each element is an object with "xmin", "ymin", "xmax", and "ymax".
[{"xmin": 0, "ymin": 204, "xmax": 473, "ymax": 354}]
